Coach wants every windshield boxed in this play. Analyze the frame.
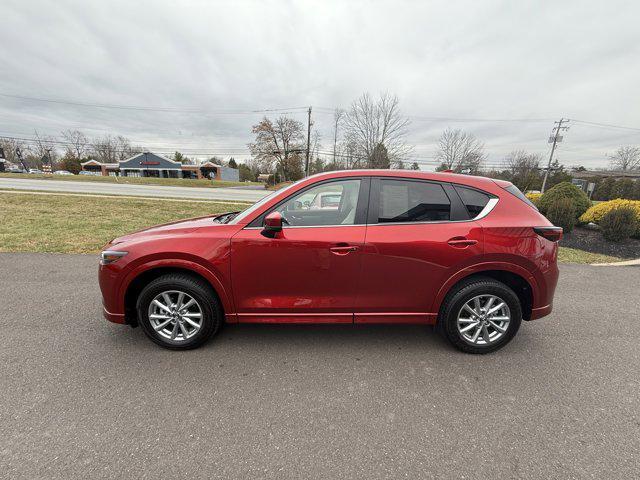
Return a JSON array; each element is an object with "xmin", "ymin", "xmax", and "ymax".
[{"xmin": 228, "ymin": 180, "xmax": 303, "ymax": 224}]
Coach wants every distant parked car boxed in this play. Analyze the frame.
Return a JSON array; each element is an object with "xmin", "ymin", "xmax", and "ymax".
[
  {"xmin": 28, "ymin": 168, "xmax": 44, "ymax": 174},
  {"xmin": 6, "ymin": 166, "xmax": 25, "ymax": 173},
  {"xmin": 79, "ymin": 171, "xmax": 100, "ymax": 176},
  {"xmin": 99, "ymin": 169, "xmax": 561, "ymax": 354},
  {"xmin": 54, "ymin": 170, "xmax": 74, "ymax": 175}
]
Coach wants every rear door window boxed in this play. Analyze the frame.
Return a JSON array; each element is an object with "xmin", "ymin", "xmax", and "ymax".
[{"xmin": 377, "ymin": 179, "xmax": 451, "ymax": 223}]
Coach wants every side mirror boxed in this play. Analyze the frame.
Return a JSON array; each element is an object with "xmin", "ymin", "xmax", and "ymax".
[{"xmin": 262, "ymin": 211, "xmax": 283, "ymax": 238}]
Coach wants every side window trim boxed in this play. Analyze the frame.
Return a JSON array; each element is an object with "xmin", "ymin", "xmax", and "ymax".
[
  {"xmin": 248, "ymin": 177, "xmax": 370, "ymax": 228},
  {"xmin": 367, "ymin": 177, "xmax": 472, "ymax": 225}
]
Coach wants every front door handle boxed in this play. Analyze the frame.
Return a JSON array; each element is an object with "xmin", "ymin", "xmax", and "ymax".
[
  {"xmin": 447, "ymin": 237, "xmax": 478, "ymax": 248},
  {"xmin": 329, "ymin": 245, "xmax": 359, "ymax": 255}
]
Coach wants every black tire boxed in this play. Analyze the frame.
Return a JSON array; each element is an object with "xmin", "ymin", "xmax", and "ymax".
[
  {"xmin": 136, "ymin": 274, "xmax": 222, "ymax": 350},
  {"xmin": 438, "ymin": 277, "xmax": 522, "ymax": 354}
]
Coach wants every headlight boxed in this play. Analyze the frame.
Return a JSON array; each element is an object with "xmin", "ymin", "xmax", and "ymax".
[{"xmin": 100, "ymin": 250, "xmax": 128, "ymax": 265}]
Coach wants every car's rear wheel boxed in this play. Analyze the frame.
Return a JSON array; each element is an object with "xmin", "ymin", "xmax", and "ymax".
[
  {"xmin": 438, "ymin": 277, "xmax": 522, "ymax": 354},
  {"xmin": 136, "ymin": 274, "xmax": 222, "ymax": 350}
]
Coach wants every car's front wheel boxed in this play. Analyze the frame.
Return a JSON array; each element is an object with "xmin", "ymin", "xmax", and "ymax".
[
  {"xmin": 136, "ymin": 274, "xmax": 222, "ymax": 349},
  {"xmin": 439, "ymin": 277, "xmax": 522, "ymax": 354}
]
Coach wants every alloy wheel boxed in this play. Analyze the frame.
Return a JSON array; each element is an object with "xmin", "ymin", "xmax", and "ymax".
[
  {"xmin": 456, "ymin": 294, "xmax": 511, "ymax": 346},
  {"xmin": 147, "ymin": 290, "xmax": 203, "ymax": 342}
]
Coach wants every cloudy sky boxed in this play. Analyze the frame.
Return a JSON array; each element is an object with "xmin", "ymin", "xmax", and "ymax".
[{"xmin": 1, "ymin": 0, "xmax": 639, "ymax": 169}]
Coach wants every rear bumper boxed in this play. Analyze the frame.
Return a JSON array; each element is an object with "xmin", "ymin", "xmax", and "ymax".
[
  {"xmin": 103, "ymin": 306, "xmax": 126, "ymax": 324},
  {"xmin": 529, "ymin": 303, "xmax": 553, "ymax": 320}
]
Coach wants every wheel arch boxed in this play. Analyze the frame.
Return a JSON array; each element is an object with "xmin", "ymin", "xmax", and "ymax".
[
  {"xmin": 121, "ymin": 260, "xmax": 234, "ymax": 326},
  {"xmin": 433, "ymin": 264, "xmax": 537, "ymax": 322}
]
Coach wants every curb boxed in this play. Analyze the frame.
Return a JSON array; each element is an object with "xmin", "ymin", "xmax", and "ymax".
[{"xmin": 591, "ymin": 258, "xmax": 640, "ymax": 267}]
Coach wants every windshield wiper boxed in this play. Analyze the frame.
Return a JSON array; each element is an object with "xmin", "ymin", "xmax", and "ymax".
[{"xmin": 212, "ymin": 211, "xmax": 240, "ymax": 224}]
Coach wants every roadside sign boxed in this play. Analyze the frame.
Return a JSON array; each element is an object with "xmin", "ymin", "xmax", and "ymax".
[{"xmin": 571, "ymin": 178, "xmax": 588, "ymax": 191}]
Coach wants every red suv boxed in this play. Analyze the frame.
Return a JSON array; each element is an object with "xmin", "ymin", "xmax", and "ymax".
[{"xmin": 99, "ymin": 170, "xmax": 560, "ymax": 353}]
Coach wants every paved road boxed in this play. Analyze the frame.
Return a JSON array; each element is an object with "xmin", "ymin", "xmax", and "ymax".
[
  {"xmin": 0, "ymin": 178, "xmax": 269, "ymax": 202},
  {"xmin": 1, "ymin": 254, "xmax": 639, "ymax": 479}
]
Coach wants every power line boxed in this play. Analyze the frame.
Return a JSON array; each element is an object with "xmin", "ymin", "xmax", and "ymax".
[
  {"xmin": 313, "ymin": 106, "xmax": 554, "ymax": 123},
  {"xmin": 569, "ymin": 119, "xmax": 640, "ymax": 133},
  {"xmin": 0, "ymin": 92, "xmax": 310, "ymax": 115}
]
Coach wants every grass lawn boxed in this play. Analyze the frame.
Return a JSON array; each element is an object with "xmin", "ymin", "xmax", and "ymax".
[
  {"xmin": 0, "ymin": 192, "xmax": 247, "ymax": 254},
  {"xmin": 557, "ymin": 246, "xmax": 622, "ymax": 264},
  {"xmin": 0, "ymin": 191, "xmax": 627, "ymax": 263},
  {"xmin": 0, "ymin": 172, "xmax": 263, "ymax": 189}
]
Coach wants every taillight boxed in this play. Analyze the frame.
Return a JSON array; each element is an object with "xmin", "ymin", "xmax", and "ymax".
[{"xmin": 533, "ymin": 226, "xmax": 563, "ymax": 242}]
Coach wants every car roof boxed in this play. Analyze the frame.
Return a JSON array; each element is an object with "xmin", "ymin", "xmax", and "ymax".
[{"xmin": 305, "ymin": 169, "xmax": 502, "ymax": 191}]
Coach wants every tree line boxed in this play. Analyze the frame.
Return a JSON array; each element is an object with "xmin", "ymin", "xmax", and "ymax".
[
  {"xmin": 245, "ymin": 92, "xmax": 640, "ymax": 191},
  {"xmin": 3, "ymin": 91, "xmax": 639, "ymax": 192},
  {"xmin": 0, "ymin": 131, "xmax": 144, "ymax": 174}
]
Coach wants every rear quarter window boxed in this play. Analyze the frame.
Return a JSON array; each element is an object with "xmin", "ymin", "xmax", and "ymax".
[{"xmin": 454, "ymin": 186, "xmax": 491, "ymax": 218}]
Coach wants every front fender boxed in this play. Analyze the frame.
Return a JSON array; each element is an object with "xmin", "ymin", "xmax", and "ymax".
[{"xmin": 119, "ymin": 254, "xmax": 235, "ymax": 321}]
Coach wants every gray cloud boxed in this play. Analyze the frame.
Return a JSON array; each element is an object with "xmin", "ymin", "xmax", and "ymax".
[{"xmin": 1, "ymin": 0, "xmax": 639, "ymax": 168}]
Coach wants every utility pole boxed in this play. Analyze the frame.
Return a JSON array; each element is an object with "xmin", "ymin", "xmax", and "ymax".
[
  {"xmin": 305, "ymin": 106, "xmax": 312, "ymax": 176},
  {"xmin": 15, "ymin": 147, "xmax": 29, "ymax": 172},
  {"xmin": 541, "ymin": 118, "xmax": 570, "ymax": 193}
]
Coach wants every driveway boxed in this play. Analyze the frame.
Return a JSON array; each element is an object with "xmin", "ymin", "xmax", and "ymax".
[
  {"xmin": 1, "ymin": 254, "xmax": 638, "ymax": 479},
  {"xmin": 0, "ymin": 178, "xmax": 269, "ymax": 202}
]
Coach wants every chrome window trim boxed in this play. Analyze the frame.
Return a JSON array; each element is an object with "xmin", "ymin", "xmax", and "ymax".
[
  {"xmin": 472, "ymin": 197, "xmax": 499, "ymax": 220},
  {"xmin": 244, "ymin": 224, "xmax": 366, "ymax": 230},
  {"xmin": 242, "ymin": 190, "xmax": 499, "ymax": 230},
  {"xmin": 369, "ymin": 197, "xmax": 499, "ymax": 226}
]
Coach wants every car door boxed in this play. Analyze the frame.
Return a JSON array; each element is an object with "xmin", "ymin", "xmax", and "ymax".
[
  {"xmin": 230, "ymin": 177, "xmax": 370, "ymax": 323},
  {"xmin": 354, "ymin": 177, "xmax": 485, "ymax": 324}
]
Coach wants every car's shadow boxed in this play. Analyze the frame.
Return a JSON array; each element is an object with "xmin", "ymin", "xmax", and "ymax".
[
  {"xmin": 108, "ymin": 319, "xmax": 542, "ymax": 356},
  {"xmin": 206, "ymin": 323, "xmax": 453, "ymax": 353},
  {"xmin": 108, "ymin": 321, "xmax": 453, "ymax": 352}
]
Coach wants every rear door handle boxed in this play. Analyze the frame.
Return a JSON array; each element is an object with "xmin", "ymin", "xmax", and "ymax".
[
  {"xmin": 329, "ymin": 245, "xmax": 359, "ymax": 255},
  {"xmin": 447, "ymin": 237, "xmax": 478, "ymax": 248}
]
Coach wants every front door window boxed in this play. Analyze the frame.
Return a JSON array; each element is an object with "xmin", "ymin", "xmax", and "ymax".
[{"xmin": 274, "ymin": 179, "xmax": 361, "ymax": 227}]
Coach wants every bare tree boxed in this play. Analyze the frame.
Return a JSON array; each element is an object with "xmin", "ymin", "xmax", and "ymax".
[
  {"xmin": 339, "ymin": 136, "xmax": 360, "ymax": 169},
  {"xmin": 343, "ymin": 92, "xmax": 412, "ymax": 168},
  {"xmin": 503, "ymin": 150, "xmax": 542, "ymax": 192},
  {"xmin": 609, "ymin": 146, "xmax": 640, "ymax": 171},
  {"xmin": 332, "ymin": 108, "xmax": 345, "ymax": 166},
  {"xmin": 90, "ymin": 135, "xmax": 140, "ymax": 163},
  {"xmin": 32, "ymin": 130, "xmax": 59, "ymax": 164},
  {"xmin": 61, "ymin": 129, "xmax": 89, "ymax": 160},
  {"xmin": 310, "ymin": 129, "xmax": 322, "ymax": 170},
  {"xmin": 249, "ymin": 116, "xmax": 305, "ymax": 181},
  {"xmin": 435, "ymin": 128, "xmax": 485, "ymax": 174},
  {"xmin": 0, "ymin": 137, "xmax": 27, "ymax": 164}
]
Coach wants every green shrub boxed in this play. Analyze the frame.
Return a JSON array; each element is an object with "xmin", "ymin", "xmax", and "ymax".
[
  {"xmin": 525, "ymin": 192, "xmax": 542, "ymax": 207},
  {"xmin": 539, "ymin": 182, "xmax": 591, "ymax": 219},
  {"xmin": 599, "ymin": 207, "xmax": 638, "ymax": 242},
  {"xmin": 545, "ymin": 198, "xmax": 576, "ymax": 233}
]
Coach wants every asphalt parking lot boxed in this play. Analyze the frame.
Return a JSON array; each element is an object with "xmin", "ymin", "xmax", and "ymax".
[{"xmin": 1, "ymin": 253, "xmax": 639, "ymax": 479}]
